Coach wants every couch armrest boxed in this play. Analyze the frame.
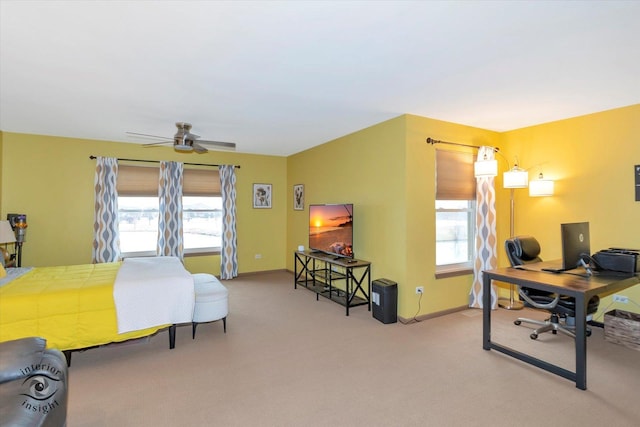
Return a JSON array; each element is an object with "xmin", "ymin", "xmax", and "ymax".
[
  {"xmin": 0, "ymin": 337, "xmax": 47, "ymax": 384},
  {"xmin": 0, "ymin": 337, "xmax": 68, "ymax": 427}
]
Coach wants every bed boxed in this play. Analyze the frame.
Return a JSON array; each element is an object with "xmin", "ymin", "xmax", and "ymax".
[{"xmin": 0, "ymin": 257, "xmax": 194, "ymax": 364}]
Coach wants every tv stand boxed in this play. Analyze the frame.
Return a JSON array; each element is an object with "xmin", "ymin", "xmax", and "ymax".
[{"xmin": 294, "ymin": 251, "xmax": 371, "ymax": 316}]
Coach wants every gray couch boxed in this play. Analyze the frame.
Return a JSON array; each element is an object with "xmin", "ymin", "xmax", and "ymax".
[{"xmin": 0, "ymin": 337, "xmax": 68, "ymax": 427}]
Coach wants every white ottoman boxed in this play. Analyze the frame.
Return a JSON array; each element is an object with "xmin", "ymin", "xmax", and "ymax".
[{"xmin": 192, "ymin": 273, "xmax": 229, "ymax": 338}]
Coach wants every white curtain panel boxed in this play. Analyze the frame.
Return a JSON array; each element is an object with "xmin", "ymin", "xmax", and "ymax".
[
  {"xmin": 92, "ymin": 157, "xmax": 121, "ymax": 263},
  {"xmin": 469, "ymin": 146, "xmax": 498, "ymax": 309}
]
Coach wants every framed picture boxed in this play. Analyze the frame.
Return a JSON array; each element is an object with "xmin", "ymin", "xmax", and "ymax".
[
  {"xmin": 253, "ymin": 183, "xmax": 272, "ymax": 209},
  {"xmin": 293, "ymin": 184, "xmax": 304, "ymax": 210}
]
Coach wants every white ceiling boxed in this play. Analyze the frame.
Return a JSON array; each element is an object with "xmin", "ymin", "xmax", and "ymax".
[{"xmin": 1, "ymin": 1, "xmax": 639, "ymax": 156}]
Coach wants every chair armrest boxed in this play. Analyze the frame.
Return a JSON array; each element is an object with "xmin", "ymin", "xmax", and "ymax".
[{"xmin": 518, "ymin": 288, "xmax": 560, "ymax": 310}]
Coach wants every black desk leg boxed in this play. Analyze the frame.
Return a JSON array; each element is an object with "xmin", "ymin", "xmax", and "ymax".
[
  {"xmin": 345, "ymin": 268, "xmax": 351, "ymax": 316},
  {"xmin": 575, "ymin": 295, "xmax": 588, "ymax": 390},
  {"xmin": 482, "ymin": 273, "xmax": 491, "ymax": 350},
  {"xmin": 169, "ymin": 324, "xmax": 176, "ymax": 349}
]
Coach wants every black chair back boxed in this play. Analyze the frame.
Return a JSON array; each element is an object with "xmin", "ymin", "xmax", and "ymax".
[{"xmin": 505, "ymin": 236, "xmax": 542, "ymax": 266}]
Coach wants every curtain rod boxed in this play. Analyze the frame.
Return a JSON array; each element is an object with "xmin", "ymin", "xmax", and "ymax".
[
  {"xmin": 89, "ymin": 155, "xmax": 240, "ymax": 169},
  {"xmin": 426, "ymin": 137, "xmax": 499, "ymax": 152}
]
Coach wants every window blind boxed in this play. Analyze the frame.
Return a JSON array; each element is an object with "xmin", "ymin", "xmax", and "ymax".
[
  {"xmin": 435, "ymin": 149, "xmax": 476, "ymax": 200},
  {"xmin": 183, "ymin": 169, "xmax": 221, "ymax": 196},
  {"xmin": 117, "ymin": 165, "xmax": 220, "ymax": 196}
]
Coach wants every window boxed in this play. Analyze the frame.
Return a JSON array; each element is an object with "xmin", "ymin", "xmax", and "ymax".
[
  {"xmin": 182, "ymin": 196, "xmax": 222, "ymax": 251},
  {"xmin": 435, "ymin": 149, "xmax": 476, "ymax": 274},
  {"xmin": 117, "ymin": 165, "xmax": 222, "ymax": 256},
  {"xmin": 436, "ymin": 200, "xmax": 475, "ymax": 266}
]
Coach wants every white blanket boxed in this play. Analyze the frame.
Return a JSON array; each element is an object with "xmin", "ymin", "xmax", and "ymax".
[{"xmin": 113, "ymin": 256, "xmax": 194, "ymax": 334}]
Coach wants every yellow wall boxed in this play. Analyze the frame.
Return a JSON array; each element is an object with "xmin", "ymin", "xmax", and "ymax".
[
  {"xmin": 0, "ymin": 132, "xmax": 287, "ymax": 274},
  {"xmin": 404, "ymin": 115, "xmax": 501, "ymax": 318},
  {"xmin": 1, "ymin": 104, "xmax": 638, "ymax": 321},
  {"xmin": 501, "ymin": 104, "xmax": 640, "ymax": 321},
  {"xmin": 0, "ymin": 134, "xmax": 4, "ymax": 209},
  {"xmin": 287, "ymin": 115, "xmax": 501, "ymax": 319},
  {"xmin": 287, "ymin": 116, "xmax": 408, "ymax": 297},
  {"xmin": 287, "ymin": 106, "xmax": 639, "ymax": 320}
]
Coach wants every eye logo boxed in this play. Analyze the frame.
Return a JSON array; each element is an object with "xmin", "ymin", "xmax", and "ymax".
[{"xmin": 21, "ymin": 374, "xmax": 60, "ymax": 401}]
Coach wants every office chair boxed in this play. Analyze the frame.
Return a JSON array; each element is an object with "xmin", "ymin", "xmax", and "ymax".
[{"xmin": 504, "ymin": 236, "xmax": 600, "ymax": 340}]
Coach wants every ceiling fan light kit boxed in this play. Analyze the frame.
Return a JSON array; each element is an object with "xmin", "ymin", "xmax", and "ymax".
[{"xmin": 174, "ymin": 144, "xmax": 194, "ymax": 153}]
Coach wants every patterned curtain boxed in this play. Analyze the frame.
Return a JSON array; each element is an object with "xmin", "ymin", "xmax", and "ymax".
[
  {"xmin": 92, "ymin": 157, "xmax": 120, "ymax": 263},
  {"xmin": 219, "ymin": 165, "xmax": 238, "ymax": 279},
  {"xmin": 157, "ymin": 161, "xmax": 184, "ymax": 259},
  {"xmin": 469, "ymin": 146, "xmax": 498, "ymax": 309}
]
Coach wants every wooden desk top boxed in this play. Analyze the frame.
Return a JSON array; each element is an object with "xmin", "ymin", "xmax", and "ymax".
[{"xmin": 485, "ymin": 261, "xmax": 640, "ymax": 299}]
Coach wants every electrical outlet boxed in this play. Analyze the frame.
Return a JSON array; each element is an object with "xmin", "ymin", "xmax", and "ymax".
[
  {"xmin": 613, "ymin": 294, "xmax": 629, "ymax": 303},
  {"xmin": 415, "ymin": 286, "xmax": 424, "ymax": 295},
  {"xmin": 254, "ymin": 254, "xmax": 262, "ymax": 260}
]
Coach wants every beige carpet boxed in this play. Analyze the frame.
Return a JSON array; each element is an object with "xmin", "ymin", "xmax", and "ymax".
[{"xmin": 67, "ymin": 270, "xmax": 640, "ymax": 426}]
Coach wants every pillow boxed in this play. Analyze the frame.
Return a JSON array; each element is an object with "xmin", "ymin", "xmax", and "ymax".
[{"xmin": 0, "ymin": 263, "xmax": 6, "ymax": 278}]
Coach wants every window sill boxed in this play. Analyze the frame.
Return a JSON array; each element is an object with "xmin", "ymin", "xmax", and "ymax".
[
  {"xmin": 184, "ymin": 248, "xmax": 221, "ymax": 257},
  {"xmin": 435, "ymin": 266, "xmax": 473, "ymax": 279},
  {"xmin": 121, "ymin": 248, "xmax": 221, "ymax": 259}
]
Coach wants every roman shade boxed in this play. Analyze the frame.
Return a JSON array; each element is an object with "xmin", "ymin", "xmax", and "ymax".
[
  {"xmin": 117, "ymin": 165, "xmax": 220, "ymax": 196},
  {"xmin": 435, "ymin": 149, "xmax": 476, "ymax": 200}
]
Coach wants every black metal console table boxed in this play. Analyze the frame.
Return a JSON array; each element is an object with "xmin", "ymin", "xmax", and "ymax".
[{"xmin": 294, "ymin": 251, "xmax": 371, "ymax": 316}]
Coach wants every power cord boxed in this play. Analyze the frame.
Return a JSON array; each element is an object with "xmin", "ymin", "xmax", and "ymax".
[{"xmin": 406, "ymin": 291, "xmax": 423, "ymax": 324}]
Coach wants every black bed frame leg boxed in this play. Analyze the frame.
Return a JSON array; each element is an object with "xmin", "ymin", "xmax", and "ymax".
[
  {"xmin": 169, "ymin": 324, "xmax": 176, "ymax": 349},
  {"xmin": 63, "ymin": 350, "xmax": 72, "ymax": 367}
]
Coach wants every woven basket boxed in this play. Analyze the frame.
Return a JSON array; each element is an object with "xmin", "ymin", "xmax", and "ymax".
[{"xmin": 604, "ymin": 309, "xmax": 640, "ymax": 351}]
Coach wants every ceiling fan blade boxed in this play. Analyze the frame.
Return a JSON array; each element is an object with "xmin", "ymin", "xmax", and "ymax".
[
  {"xmin": 126, "ymin": 131, "xmax": 173, "ymax": 141},
  {"xmin": 130, "ymin": 123, "xmax": 233, "ymax": 153},
  {"xmin": 142, "ymin": 141, "xmax": 173, "ymax": 147},
  {"xmin": 196, "ymin": 140, "xmax": 237, "ymax": 150},
  {"xmin": 193, "ymin": 143, "xmax": 208, "ymax": 154}
]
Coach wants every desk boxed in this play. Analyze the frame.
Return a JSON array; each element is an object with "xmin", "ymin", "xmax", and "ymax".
[{"xmin": 482, "ymin": 261, "xmax": 639, "ymax": 390}]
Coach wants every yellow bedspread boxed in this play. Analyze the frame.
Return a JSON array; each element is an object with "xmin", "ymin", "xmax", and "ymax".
[{"xmin": 0, "ymin": 262, "xmax": 163, "ymax": 351}]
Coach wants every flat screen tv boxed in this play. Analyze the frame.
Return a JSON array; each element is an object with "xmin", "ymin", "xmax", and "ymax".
[{"xmin": 309, "ymin": 204, "xmax": 354, "ymax": 258}]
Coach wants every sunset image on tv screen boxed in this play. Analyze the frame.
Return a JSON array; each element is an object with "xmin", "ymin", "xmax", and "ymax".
[{"xmin": 309, "ymin": 204, "xmax": 353, "ymax": 257}]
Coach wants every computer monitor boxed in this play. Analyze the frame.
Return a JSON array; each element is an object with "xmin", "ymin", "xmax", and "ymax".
[{"xmin": 561, "ymin": 222, "xmax": 591, "ymax": 270}]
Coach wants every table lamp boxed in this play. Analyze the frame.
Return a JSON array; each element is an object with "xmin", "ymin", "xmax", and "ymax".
[{"xmin": 0, "ymin": 220, "xmax": 17, "ymax": 267}]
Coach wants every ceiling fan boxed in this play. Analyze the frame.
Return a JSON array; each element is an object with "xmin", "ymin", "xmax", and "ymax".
[{"xmin": 126, "ymin": 122, "xmax": 236, "ymax": 154}]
